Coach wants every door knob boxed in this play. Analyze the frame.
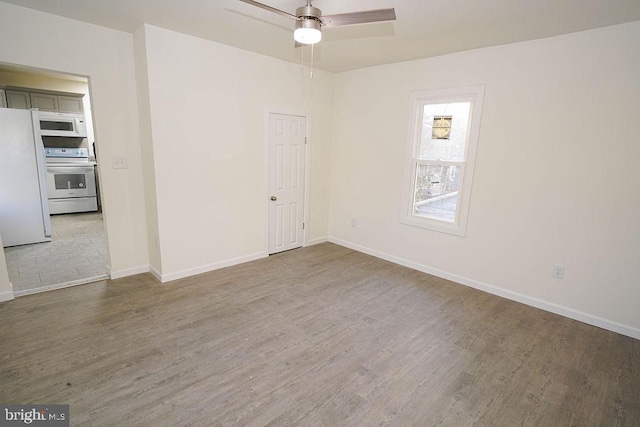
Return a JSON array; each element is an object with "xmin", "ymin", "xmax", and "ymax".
[{"xmin": 270, "ymin": 196, "xmax": 277, "ymax": 201}]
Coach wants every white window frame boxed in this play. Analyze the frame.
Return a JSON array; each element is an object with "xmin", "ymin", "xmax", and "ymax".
[{"xmin": 401, "ymin": 85, "xmax": 485, "ymax": 236}]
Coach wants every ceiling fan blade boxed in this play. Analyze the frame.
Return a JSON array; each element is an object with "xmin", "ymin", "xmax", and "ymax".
[
  {"xmin": 238, "ymin": 0, "xmax": 298, "ymax": 21},
  {"xmin": 322, "ymin": 8, "xmax": 396, "ymax": 28}
]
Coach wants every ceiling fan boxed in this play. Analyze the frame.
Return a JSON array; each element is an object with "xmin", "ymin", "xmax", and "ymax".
[{"xmin": 238, "ymin": 0, "xmax": 396, "ymax": 45}]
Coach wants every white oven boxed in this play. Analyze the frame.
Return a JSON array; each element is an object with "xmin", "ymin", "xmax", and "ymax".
[{"xmin": 45, "ymin": 148, "xmax": 98, "ymax": 214}]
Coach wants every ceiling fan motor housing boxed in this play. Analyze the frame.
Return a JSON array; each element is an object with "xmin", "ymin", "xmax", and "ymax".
[
  {"xmin": 294, "ymin": 3, "xmax": 323, "ymax": 44},
  {"xmin": 296, "ymin": 4, "xmax": 322, "ymax": 21}
]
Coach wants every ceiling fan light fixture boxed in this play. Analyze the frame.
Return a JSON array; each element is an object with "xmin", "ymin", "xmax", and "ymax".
[
  {"xmin": 294, "ymin": 19, "xmax": 322, "ymax": 44},
  {"xmin": 239, "ymin": 0, "xmax": 396, "ymax": 48}
]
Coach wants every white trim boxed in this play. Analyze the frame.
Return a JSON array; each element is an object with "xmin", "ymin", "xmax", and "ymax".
[
  {"xmin": 109, "ymin": 264, "xmax": 148, "ymax": 280},
  {"xmin": 0, "ymin": 288, "xmax": 15, "ymax": 303},
  {"xmin": 13, "ymin": 274, "xmax": 109, "ymax": 297},
  {"xmin": 159, "ymin": 251, "xmax": 268, "ymax": 283},
  {"xmin": 149, "ymin": 266, "xmax": 162, "ymax": 282},
  {"xmin": 263, "ymin": 111, "xmax": 271, "ymax": 254},
  {"xmin": 306, "ymin": 236, "xmax": 328, "ymax": 246},
  {"xmin": 264, "ymin": 108, "xmax": 312, "ymax": 253},
  {"xmin": 303, "ymin": 117, "xmax": 312, "ymax": 247},
  {"xmin": 328, "ymin": 237, "xmax": 640, "ymax": 341}
]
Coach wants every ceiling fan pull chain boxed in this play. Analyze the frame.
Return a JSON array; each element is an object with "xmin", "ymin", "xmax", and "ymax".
[
  {"xmin": 300, "ymin": 43, "xmax": 305, "ymax": 75},
  {"xmin": 310, "ymin": 42, "xmax": 314, "ymax": 79}
]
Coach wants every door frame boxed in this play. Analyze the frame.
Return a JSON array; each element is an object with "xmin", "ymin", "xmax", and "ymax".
[{"xmin": 263, "ymin": 108, "xmax": 312, "ymax": 254}]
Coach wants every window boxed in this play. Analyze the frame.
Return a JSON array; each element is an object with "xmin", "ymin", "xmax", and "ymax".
[{"xmin": 401, "ymin": 86, "xmax": 485, "ymax": 236}]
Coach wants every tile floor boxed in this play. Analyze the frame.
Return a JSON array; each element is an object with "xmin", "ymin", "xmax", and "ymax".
[{"xmin": 3, "ymin": 212, "xmax": 108, "ymax": 295}]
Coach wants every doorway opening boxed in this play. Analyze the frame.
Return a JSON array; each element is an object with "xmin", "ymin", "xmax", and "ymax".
[{"xmin": 0, "ymin": 63, "xmax": 109, "ymax": 295}]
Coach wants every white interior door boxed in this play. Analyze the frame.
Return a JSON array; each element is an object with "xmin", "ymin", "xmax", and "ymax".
[{"xmin": 268, "ymin": 113, "xmax": 306, "ymax": 254}]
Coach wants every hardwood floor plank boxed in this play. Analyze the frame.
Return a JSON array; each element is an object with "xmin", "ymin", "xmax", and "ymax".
[{"xmin": 1, "ymin": 243, "xmax": 638, "ymax": 426}]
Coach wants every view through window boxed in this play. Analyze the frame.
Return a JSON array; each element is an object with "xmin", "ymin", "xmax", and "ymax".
[{"xmin": 402, "ymin": 86, "xmax": 485, "ymax": 236}]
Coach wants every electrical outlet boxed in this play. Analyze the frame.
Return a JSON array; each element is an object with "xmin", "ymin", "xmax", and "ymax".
[
  {"xmin": 112, "ymin": 156, "xmax": 128, "ymax": 169},
  {"xmin": 351, "ymin": 219, "xmax": 357, "ymax": 228},
  {"xmin": 552, "ymin": 264, "xmax": 565, "ymax": 279}
]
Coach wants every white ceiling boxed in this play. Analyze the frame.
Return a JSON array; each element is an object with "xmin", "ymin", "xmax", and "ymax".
[{"xmin": 3, "ymin": 0, "xmax": 640, "ymax": 72}]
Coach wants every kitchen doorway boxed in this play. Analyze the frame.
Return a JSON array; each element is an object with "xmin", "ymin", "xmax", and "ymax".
[{"xmin": 0, "ymin": 63, "xmax": 108, "ymax": 295}]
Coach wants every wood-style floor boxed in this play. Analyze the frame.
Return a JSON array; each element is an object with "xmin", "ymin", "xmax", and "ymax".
[{"xmin": 1, "ymin": 243, "xmax": 638, "ymax": 426}]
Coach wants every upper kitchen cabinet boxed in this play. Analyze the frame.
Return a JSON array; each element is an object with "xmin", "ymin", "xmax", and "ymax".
[
  {"xmin": 6, "ymin": 88, "xmax": 83, "ymax": 114},
  {"xmin": 0, "ymin": 88, "xmax": 6, "ymax": 108},
  {"xmin": 30, "ymin": 92, "xmax": 84, "ymax": 113},
  {"xmin": 6, "ymin": 90, "xmax": 31, "ymax": 109},
  {"xmin": 30, "ymin": 92, "xmax": 58, "ymax": 111},
  {"xmin": 57, "ymin": 95, "xmax": 84, "ymax": 114}
]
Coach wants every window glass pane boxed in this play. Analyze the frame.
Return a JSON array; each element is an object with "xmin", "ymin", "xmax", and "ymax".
[
  {"xmin": 413, "ymin": 163, "xmax": 462, "ymax": 223},
  {"xmin": 418, "ymin": 102, "xmax": 471, "ymax": 162}
]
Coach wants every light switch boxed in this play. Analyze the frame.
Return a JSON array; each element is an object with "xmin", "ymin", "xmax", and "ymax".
[{"xmin": 112, "ymin": 156, "xmax": 128, "ymax": 169}]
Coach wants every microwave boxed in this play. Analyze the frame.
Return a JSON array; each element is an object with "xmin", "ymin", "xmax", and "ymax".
[{"xmin": 38, "ymin": 111, "xmax": 87, "ymax": 137}]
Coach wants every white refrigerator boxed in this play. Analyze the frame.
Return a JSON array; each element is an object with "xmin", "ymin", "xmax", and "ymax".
[{"xmin": 0, "ymin": 108, "xmax": 52, "ymax": 247}]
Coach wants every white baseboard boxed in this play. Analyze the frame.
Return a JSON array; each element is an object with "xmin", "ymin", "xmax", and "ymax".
[
  {"xmin": 14, "ymin": 274, "xmax": 109, "ymax": 297},
  {"xmin": 109, "ymin": 264, "xmax": 150, "ymax": 280},
  {"xmin": 159, "ymin": 251, "xmax": 268, "ymax": 283},
  {"xmin": 149, "ymin": 266, "xmax": 162, "ymax": 282},
  {"xmin": 328, "ymin": 237, "xmax": 640, "ymax": 340},
  {"xmin": 0, "ymin": 286, "xmax": 14, "ymax": 303},
  {"xmin": 306, "ymin": 236, "xmax": 328, "ymax": 246}
]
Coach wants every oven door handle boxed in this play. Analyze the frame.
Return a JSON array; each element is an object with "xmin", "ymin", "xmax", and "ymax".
[{"xmin": 47, "ymin": 165, "xmax": 95, "ymax": 172}]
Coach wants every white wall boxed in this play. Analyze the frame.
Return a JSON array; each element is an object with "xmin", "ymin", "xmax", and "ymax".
[
  {"xmin": 329, "ymin": 21, "xmax": 640, "ymax": 338},
  {"xmin": 132, "ymin": 27, "xmax": 162, "ymax": 275},
  {"xmin": 138, "ymin": 25, "xmax": 333, "ymax": 280},
  {"xmin": 0, "ymin": 2, "xmax": 150, "ymax": 278}
]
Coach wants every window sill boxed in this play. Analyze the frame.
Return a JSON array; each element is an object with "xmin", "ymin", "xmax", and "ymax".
[{"xmin": 400, "ymin": 216, "xmax": 467, "ymax": 237}]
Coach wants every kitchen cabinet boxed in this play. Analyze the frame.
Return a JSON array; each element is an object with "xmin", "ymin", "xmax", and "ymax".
[
  {"xmin": 31, "ymin": 92, "xmax": 84, "ymax": 113},
  {"xmin": 57, "ymin": 95, "xmax": 84, "ymax": 114},
  {"xmin": 5, "ymin": 89, "xmax": 83, "ymax": 113},
  {"xmin": 6, "ymin": 90, "xmax": 31, "ymax": 109},
  {"xmin": 30, "ymin": 93, "xmax": 59, "ymax": 112},
  {"xmin": 0, "ymin": 89, "xmax": 6, "ymax": 108}
]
